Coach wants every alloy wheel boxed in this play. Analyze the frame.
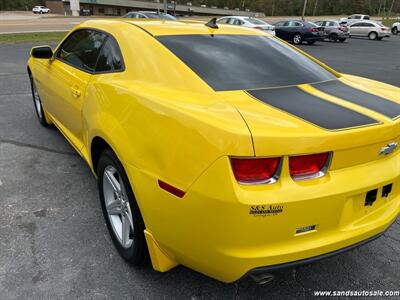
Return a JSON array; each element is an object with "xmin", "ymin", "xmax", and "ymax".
[
  {"xmin": 32, "ymin": 79, "xmax": 43, "ymax": 119},
  {"xmin": 102, "ymin": 165, "xmax": 134, "ymax": 249},
  {"xmin": 293, "ymin": 34, "xmax": 302, "ymax": 44}
]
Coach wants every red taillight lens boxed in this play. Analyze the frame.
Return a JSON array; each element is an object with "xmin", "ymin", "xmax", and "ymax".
[
  {"xmin": 230, "ymin": 157, "xmax": 281, "ymax": 184},
  {"xmin": 254, "ymin": 26, "xmax": 263, "ymax": 30},
  {"xmin": 338, "ymin": 26, "xmax": 344, "ymax": 31},
  {"xmin": 308, "ymin": 27, "xmax": 318, "ymax": 32},
  {"xmin": 289, "ymin": 152, "xmax": 330, "ymax": 180}
]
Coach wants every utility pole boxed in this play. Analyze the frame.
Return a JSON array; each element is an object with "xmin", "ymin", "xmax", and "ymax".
[
  {"xmin": 164, "ymin": 0, "xmax": 167, "ymax": 13},
  {"xmin": 301, "ymin": 0, "xmax": 308, "ymax": 21},
  {"xmin": 313, "ymin": 0, "xmax": 318, "ymax": 16}
]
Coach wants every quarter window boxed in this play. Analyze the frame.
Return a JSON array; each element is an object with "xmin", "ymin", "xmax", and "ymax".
[
  {"xmin": 57, "ymin": 30, "xmax": 107, "ymax": 72},
  {"xmin": 95, "ymin": 37, "xmax": 124, "ymax": 72}
]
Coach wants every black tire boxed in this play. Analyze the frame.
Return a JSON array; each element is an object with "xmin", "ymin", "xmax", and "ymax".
[
  {"xmin": 368, "ymin": 31, "xmax": 378, "ymax": 40},
  {"xmin": 292, "ymin": 33, "xmax": 303, "ymax": 45},
  {"xmin": 338, "ymin": 38, "xmax": 346, "ymax": 42},
  {"xmin": 307, "ymin": 40, "xmax": 316, "ymax": 45},
  {"xmin": 29, "ymin": 74, "xmax": 51, "ymax": 127},
  {"xmin": 97, "ymin": 149, "xmax": 146, "ymax": 265},
  {"xmin": 377, "ymin": 37, "xmax": 383, "ymax": 41},
  {"xmin": 329, "ymin": 33, "xmax": 338, "ymax": 42},
  {"xmin": 392, "ymin": 27, "xmax": 398, "ymax": 35}
]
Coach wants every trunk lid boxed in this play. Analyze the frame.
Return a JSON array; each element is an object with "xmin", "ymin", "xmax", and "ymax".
[{"xmin": 219, "ymin": 76, "xmax": 400, "ymax": 170}]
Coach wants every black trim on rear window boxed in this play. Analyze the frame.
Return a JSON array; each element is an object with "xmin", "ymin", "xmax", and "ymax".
[{"xmin": 156, "ymin": 34, "xmax": 336, "ymax": 91}]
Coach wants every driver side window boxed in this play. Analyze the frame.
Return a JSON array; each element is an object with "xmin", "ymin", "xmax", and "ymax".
[{"xmin": 57, "ymin": 30, "xmax": 107, "ymax": 72}]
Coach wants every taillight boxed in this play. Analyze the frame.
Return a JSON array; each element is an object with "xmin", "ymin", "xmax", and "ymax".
[
  {"xmin": 308, "ymin": 27, "xmax": 318, "ymax": 32},
  {"xmin": 289, "ymin": 152, "xmax": 330, "ymax": 180},
  {"xmin": 338, "ymin": 26, "xmax": 344, "ymax": 31},
  {"xmin": 254, "ymin": 26, "xmax": 263, "ymax": 30},
  {"xmin": 230, "ymin": 157, "xmax": 281, "ymax": 185}
]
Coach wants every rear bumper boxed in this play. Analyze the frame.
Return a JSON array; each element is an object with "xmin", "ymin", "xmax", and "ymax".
[
  {"xmin": 304, "ymin": 35, "xmax": 325, "ymax": 42},
  {"xmin": 130, "ymin": 151, "xmax": 400, "ymax": 283},
  {"xmin": 247, "ymin": 219, "xmax": 394, "ymax": 277}
]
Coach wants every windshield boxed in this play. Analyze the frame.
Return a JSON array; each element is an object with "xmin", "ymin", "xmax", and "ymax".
[
  {"xmin": 245, "ymin": 18, "xmax": 267, "ymax": 25},
  {"xmin": 157, "ymin": 34, "xmax": 336, "ymax": 91}
]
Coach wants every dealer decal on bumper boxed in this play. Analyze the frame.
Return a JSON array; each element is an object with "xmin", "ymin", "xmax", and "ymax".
[{"xmin": 249, "ymin": 205, "xmax": 284, "ymax": 217}]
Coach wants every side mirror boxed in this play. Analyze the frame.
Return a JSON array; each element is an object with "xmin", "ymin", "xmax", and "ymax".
[{"xmin": 31, "ymin": 46, "xmax": 53, "ymax": 59}]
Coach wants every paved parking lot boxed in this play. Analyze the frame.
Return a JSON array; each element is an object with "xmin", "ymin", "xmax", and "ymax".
[{"xmin": 0, "ymin": 36, "xmax": 399, "ymax": 299}]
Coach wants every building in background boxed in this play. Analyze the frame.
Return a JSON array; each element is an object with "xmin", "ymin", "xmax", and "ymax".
[{"xmin": 44, "ymin": 0, "xmax": 264, "ymax": 17}]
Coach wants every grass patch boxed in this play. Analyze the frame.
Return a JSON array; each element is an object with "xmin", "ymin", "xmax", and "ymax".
[
  {"xmin": 0, "ymin": 31, "xmax": 67, "ymax": 44},
  {"xmin": 381, "ymin": 17, "xmax": 399, "ymax": 27}
]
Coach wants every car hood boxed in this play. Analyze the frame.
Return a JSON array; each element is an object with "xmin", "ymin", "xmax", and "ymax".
[{"xmin": 217, "ymin": 75, "xmax": 400, "ymax": 165}]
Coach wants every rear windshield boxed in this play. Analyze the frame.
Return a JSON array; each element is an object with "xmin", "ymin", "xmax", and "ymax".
[
  {"xmin": 156, "ymin": 34, "xmax": 336, "ymax": 91},
  {"xmin": 245, "ymin": 18, "xmax": 266, "ymax": 25}
]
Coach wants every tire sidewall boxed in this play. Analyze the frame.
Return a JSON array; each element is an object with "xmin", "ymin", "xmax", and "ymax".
[
  {"xmin": 369, "ymin": 32, "xmax": 377, "ymax": 40},
  {"xmin": 29, "ymin": 74, "xmax": 50, "ymax": 127},
  {"xmin": 97, "ymin": 149, "xmax": 146, "ymax": 264}
]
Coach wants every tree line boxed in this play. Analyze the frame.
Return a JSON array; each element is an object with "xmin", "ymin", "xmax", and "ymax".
[
  {"xmin": 180, "ymin": 0, "xmax": 400, "ymax": 16},
  {"xmin": 1, "ymin": 0, "xmax": 399, "ymax": 16}
]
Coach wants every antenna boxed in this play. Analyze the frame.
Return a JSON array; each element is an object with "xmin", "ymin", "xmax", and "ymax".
[{"xmin": 205, "ymin": 18, "xmax": 219, "ymax": 29}]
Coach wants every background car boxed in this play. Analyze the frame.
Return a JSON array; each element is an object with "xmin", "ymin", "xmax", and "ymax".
[
  {"xmin": 315, "ymin": 20, "xmax": 349, "ymax": 42},
  {"xmin": 32, "ymin": 6, "xmax": 50, "ymax": 14},
  {"xmin": 123, "ymin": 11, "xmax": 177, "ymax": 20},
  {"xmin": 274, "ymin": 20, "xmax": 325, "ymax": 45},
  {"xmin": 349, "ymin": 21, "xmax": 390, "ymax": 40},
  {"xmin": 392, "ymin": 22, "xmax": 400, "ymax": 35},
  {"xmin": 217, "ymin": 16, "xmax": 275, "ymax": 35},
  {"xmin": 340, "ymin": 14, "xmax": 370, "ymax": 25}
]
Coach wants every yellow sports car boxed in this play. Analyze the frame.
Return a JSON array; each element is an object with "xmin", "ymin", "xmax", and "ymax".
[{"xmin": 27, "ymin": 19, "xmax": 400, "ymax": 283}]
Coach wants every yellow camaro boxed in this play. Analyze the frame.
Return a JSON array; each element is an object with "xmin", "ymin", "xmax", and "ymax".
[{"xmin": 27, "ymin": 19, "xmax": 400, "ymax": 283}]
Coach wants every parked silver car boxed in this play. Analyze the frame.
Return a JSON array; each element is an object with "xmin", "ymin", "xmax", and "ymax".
[
  {"xmin": 349, "ymin": 21, "xmax": 390, "ymax": 40},
  {"xmin": 123, "ymin": 11, "xmax": 177, "ymax": 20},
  {"xmin": 340, "ymin": 14, "xmax": 370, "ymax": 25},
  {"xmin": 314, "ymin": 20, "xmax": 349, "ymax": 42},
  {"xmin": 216, "ymin": 16, "xmax": 275, "ymax": 35}
]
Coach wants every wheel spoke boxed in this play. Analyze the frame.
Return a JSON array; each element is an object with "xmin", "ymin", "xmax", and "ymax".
[
  {"xmin": 121, "ymin": 214, "xmax": 130, "ymax": 246},
  {"xmin": 106, "ymin": 199, "xmax": 121, "ymax": 215},
  {"xmin": 125, "ymin": 202, "xmax": 134, "ymax": 234},
  {"xmin": 104, "ymin": 169, "xmax": 121, "ymax": 194}
]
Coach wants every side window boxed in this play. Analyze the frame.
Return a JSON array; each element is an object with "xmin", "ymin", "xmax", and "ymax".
[
  {"xmin": 354, "ymin": 15, "xmax": 361, "ymax": 19},
  {"xmin": 95, "ymin": 37, "xmax": 124, "ymax": 72},
  {"xmin": 351, "ymin": 22, "xmax": 362, "ymax": 27},
  {"xmin": 57, "ymin": 30, "xmax": 107, "ymax": 72},
  {"xmin": 217, "ymin": 18, "xmax": 229, "ymax": 24},
  {"xmin": 364, "ymin": 16, "xmax": 370, "ymax": 20}
]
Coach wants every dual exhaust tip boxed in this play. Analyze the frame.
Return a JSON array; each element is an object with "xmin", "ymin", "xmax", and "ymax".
[{"xmin": 249, "ymin": 273, "xmax": 275, "ymax": 285}]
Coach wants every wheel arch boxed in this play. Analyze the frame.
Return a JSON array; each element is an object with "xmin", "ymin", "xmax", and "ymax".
[{"xmin": 90, "ymin": 136, "xmax": 114, "ymax": 175}]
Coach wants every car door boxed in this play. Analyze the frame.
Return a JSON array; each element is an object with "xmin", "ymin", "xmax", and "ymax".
[
  {"xmin": 41, "ymin": 29, "xmax": 107, "ymax": 151},
  {"xmin": 288, "ymin": 21, "xmax": 303, "ymax": 39},
  {"xmin": 350, "ymin": 22, "xmax": 363, "ymax": 36},
  {"xmin": 275, "ymin": 21, "xmax": 289, "ymax": 39}
]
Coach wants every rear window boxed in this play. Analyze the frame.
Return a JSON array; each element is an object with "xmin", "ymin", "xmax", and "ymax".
[
  {"xmin": 156, "ymin": 34, "xmax": 336, "ymax": 91},
  {"xmin": 245, "ymin": 18, "xmax": 266, "ymax": 25}
]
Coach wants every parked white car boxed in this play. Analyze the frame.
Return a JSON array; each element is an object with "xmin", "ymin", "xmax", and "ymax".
[
  {"xmin": 349, "ymin": 20, "xmax": 390, "ymax": 40},
  {"xmin": 32, "ymin": 6, "xmax": 50, "ymax": 14},
  {"xmin": 340, "ymin": 14, "xmax": 370, "ymax": 25},
  {"xmin": 216, "ymin": 16, "xmax": 275, "ymax": 35},
  {"xmin": 392, "ymin": 22, "xmax": 400, "ymax": 35}
]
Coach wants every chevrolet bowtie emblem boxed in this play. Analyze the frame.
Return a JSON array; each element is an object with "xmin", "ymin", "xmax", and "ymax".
[{"xmin": 379, "ymin": 142, "xmax": 398, "ymax": 156}]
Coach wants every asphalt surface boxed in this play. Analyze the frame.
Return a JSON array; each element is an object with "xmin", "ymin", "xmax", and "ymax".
[{"xmin": 0, "ymin": 37, "xmax": 399, "ymax": 299}]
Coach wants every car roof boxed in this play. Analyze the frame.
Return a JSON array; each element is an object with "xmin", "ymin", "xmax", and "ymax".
[{"xmin": 80, "ymin": 19, "xmax": 268, "ymax": 36}]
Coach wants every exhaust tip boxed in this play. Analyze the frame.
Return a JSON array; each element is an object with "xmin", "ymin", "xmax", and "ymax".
[{"xmin": 249, "ymin": 273, "xmax": 275, "ymax": 285}]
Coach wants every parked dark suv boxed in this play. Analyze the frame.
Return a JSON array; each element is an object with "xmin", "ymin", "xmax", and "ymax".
[{"xmin": 274, "ymin": 20, "xmax": 325, "ymax": 45}]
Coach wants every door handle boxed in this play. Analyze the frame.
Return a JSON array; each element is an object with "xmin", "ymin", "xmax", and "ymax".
[{"xmin": 71, "ymin": 87, "xmax": 81, "ymax": 98}]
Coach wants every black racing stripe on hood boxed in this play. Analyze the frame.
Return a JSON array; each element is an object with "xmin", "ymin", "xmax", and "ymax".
[
  {"xmin": 247, "ymin": 86, "xmax": 379, "ymax": 130},
  {"xmin": 312, "ymin": 80, "xmax": 400, "ymax": 119}
]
